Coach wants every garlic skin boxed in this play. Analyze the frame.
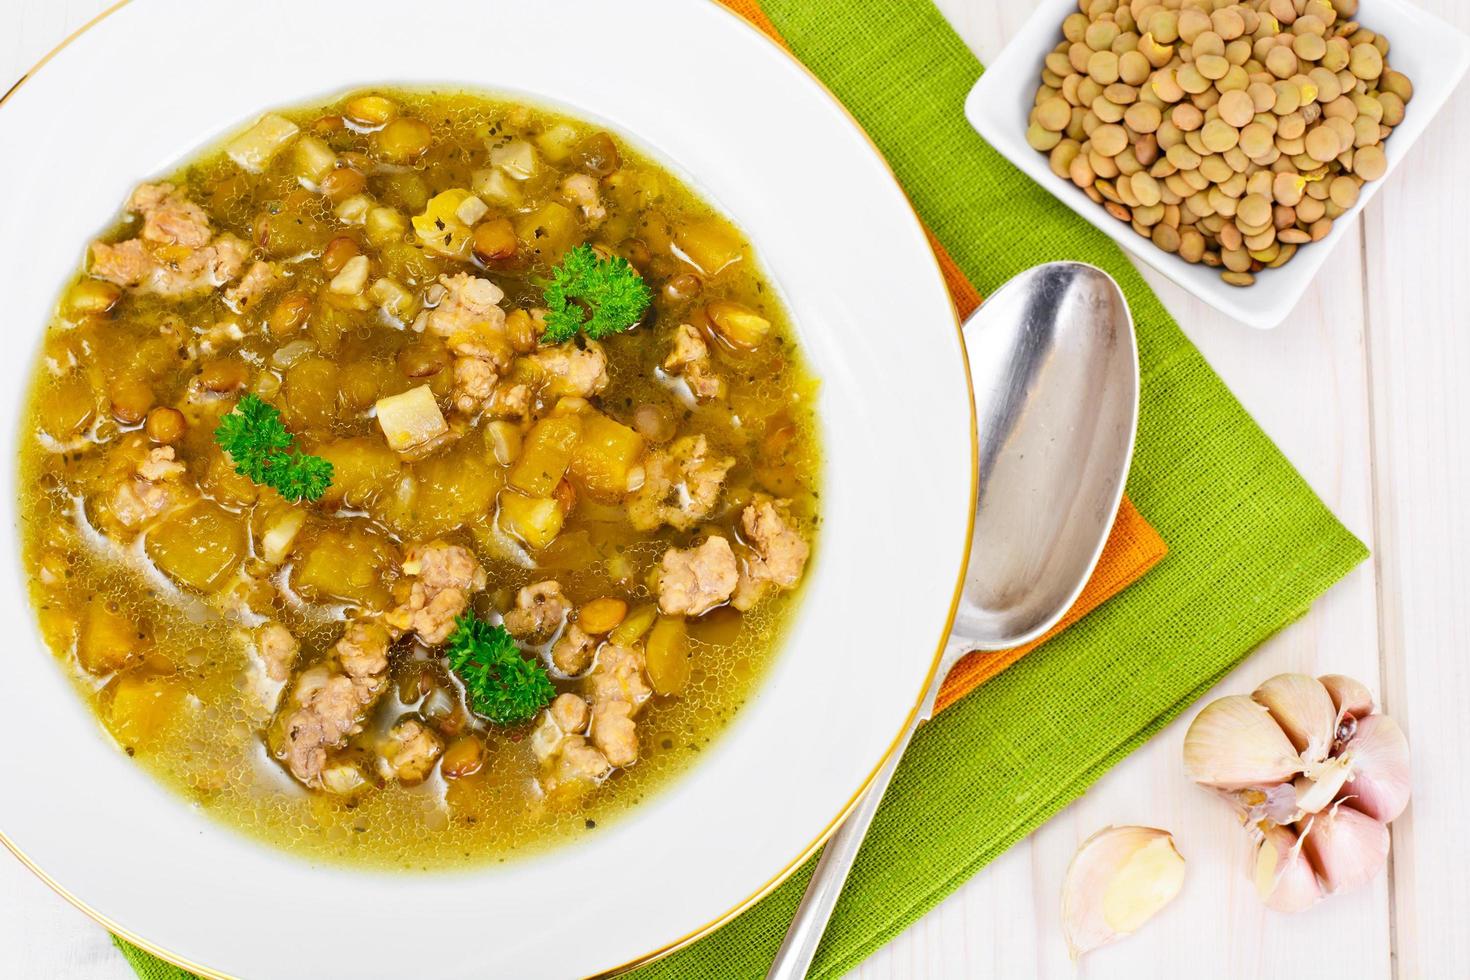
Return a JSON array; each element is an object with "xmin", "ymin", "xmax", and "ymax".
[
  {"xmin": 1293, "ymin": 754, "xmax": 1355, "ymax": 816},
  {"xmin": 1183, "ymin": 695, "xmax": 1303, "ymax": 789},
  {"xmin": 1230, "ymin": 782, "xmax": 1299, "ymax": 826},
  {"xmin": 1299, "ymin": 801, "xmax": 1389, "ymax": 893},
  {"xmin": 1252, "ymin": 673, "xmax": 1337, "ymax": 760},
  {"xmin": 1319, "ymin": 674, "xmax": 1374, "ymax": 719},
  {"xmin": 1254, "ymin": 823, "xmax": 1323, "ymax": 913},
  {"xmin": 1340, "ymin": 714, "xmax": 1412, "ymax": 823},
  {"xmin": 1062, "ymin": 826, "xmax": 1186, "ymax": 959}
]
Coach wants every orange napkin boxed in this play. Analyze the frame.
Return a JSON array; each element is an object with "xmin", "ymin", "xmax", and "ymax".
[{"xmin": 721, "ymin": 0, "xmax": 1169, "ymax": 713}]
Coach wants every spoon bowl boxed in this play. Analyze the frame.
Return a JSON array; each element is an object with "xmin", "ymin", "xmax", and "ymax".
[
  {"xmin": 949, "ymin": 261, "xmax": 1138, "ymax": 658},
  {"xmin": 768, "ymin": 261, "xmax": 1139, "ymax": 979}
]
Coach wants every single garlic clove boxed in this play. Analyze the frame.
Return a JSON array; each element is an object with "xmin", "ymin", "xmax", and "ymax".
[
  {"xmin": 1340, "ymin": 713, "xmax": 1412, "ymax": 823},
  {"xmin": 1319, "ymin": 674, "xmax": 1374, "ymax": 719},
  {"xmin": 1254, "ymin": 823, "xmax": 1323, "ymax": 913},
  {"xmin": 1298, "ymin": 801, "xmax": 1389, "ymax": 894},
  {"xmin": 1252, "ymin": 673, "xmax": 1337, "ymax": 761},
  {"xmin": 1062, "ymin": 826, "xmax": 1186, "ymax": 959},
  {"xmin": 1293, "ymin": 753, "xmax": 1354, "ymax": 815},
  {"xmin": 1183, "ymin": 695, "xmax": 1303, "ymax": 789}
]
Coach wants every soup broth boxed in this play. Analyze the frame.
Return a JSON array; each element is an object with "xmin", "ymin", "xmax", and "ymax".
[{"xmin": 18, "ymin": 89, "xmax": 819, "ymax": 868}]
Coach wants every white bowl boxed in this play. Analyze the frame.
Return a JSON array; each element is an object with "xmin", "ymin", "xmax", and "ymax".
[
  {"xmin": 0, "ymin": 1, "xmax": 977, "ymax": 977},
  {"xmin": 966, "ymin": 0, "xmax": 1470, "ymax": 329}
]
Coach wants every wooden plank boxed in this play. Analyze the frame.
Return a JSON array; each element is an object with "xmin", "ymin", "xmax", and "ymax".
[{"xmin": 1360, "ymin": 1, "xmax": 1470, "ymax": 976}]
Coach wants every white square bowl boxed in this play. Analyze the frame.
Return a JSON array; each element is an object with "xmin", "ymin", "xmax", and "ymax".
[{"xmin": 966, "ymin": 0, "xmax": 1470, "ymax": 329}]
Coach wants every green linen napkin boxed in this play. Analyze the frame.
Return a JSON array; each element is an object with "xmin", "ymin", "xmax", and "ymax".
[{"xmin": 113, "ymin": 0, "xmax": 1366, "ymax": 977}]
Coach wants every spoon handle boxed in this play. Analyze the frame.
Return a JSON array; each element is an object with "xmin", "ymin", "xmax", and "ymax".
[{"xmin": 765, "ymin": 713, "xmax": 920, "ymax": 980}]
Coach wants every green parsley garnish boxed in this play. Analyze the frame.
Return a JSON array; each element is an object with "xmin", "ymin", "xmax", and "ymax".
[
  {"xmin": 445, "ymin": 612, "xmax": 555, "ymax": 725},
  {"xmin": 213, "ymin": 393, "xmax": 334, "ymax": 503},
  {"xmin": 541, "ymin": 243, "xmax": 653, "ymax": 343}
]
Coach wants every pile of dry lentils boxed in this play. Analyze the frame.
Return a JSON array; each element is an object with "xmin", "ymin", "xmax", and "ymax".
[{"xmin": 1027, "ymin": 0, "xmax": 1413, "ymax": 286}]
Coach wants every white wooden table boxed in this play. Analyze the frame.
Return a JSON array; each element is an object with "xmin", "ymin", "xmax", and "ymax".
[{"xmin": 3, "ymin": 1, "xmax": 1466, "ymax": 977}]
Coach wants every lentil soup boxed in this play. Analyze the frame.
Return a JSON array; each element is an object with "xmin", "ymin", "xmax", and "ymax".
[{"xmin": 18, "ymin": 89, "xmax": 819, "ymax": 868}]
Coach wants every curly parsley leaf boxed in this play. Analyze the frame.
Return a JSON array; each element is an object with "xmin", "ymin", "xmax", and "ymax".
[
  {"xmin": 213, "ymin": 393, "xmax": 334, "ymax": 503},
  {"xmin": 445, "ymin": 612, "xmax": 555, "ymax": 725},
  {"xmin": 541, "ymin": 243, "xmax": 653, "ymax": 343},
  {"xmin": 265, "ymin": 452, "xmax": 335, "ymax": 504}
]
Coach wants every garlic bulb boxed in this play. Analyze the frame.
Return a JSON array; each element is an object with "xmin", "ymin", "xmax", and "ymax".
[
  {"xmin": 1252, "ymin": 673, "xmax": 1336, "ymax": 759},
  {"xmin": 1062, "ymin": 826, "xmax": 1186, "ymax": 959},
  {"xmin": 1299, "ymin": 801, "xmax": 1389, "ymax": 893},
  {"xmin": 1253, "ymin": 823, "xmax": 1322, "ymax": 913},
  {"xmin": 1319, "ymin": 674, "xmax": 1374, "ymax": 719},
  {"xmin": 1182, "ymin": 672, "xmax": 1410, "ymax": 913},
  {"xmin": 1340, "ymin": 714, "xmax": 1412, "ymax": 823},
  {"xmin": 1183, "ymin": 695, "xmax": 1302, "ymax": 789}
]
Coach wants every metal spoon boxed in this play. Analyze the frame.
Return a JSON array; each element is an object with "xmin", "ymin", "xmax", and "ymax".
[{"xmin": 766, "ymin": 261, "xmax": 1139, "ymax": 980}]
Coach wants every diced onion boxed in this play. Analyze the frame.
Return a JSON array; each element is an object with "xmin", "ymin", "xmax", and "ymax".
[
  {"xmin": 260, "ymin": 509, "xmax": 306, "ymax": 564},
  {"xmin": 269, "ymin": 339, "xmax": 317, "ymax": 369},
  {"xmin": 293, "ymin": 135, "xmax": 338, "ymax": 184},
  {"xmin": 490, "ymin": 139, "xmax": 538, "ymax": 180},
  {"xmin": 375, "ymin": 385, "xmax": 448, "ymax": 453},
  {"xmin": 472, "ymin": 167, "xmax": 522, "ymax": 206},
  {"xmin": 455, "ymin": 194, "xmax": 489, "ymax": 226},
  {"xmin": 227, "ymin": 113, "xmax": 301, "ymax": 173},
  {"xmin": 328, "ymin": 255, "xmax": 370, "ymax": 295},
  {"xmin": 335, "ymin": 194, "xmax": 373, "ymax": 225},
  {"xmin": 368, "ymin": 278, "xmax": 416, "ymax": 321}
]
